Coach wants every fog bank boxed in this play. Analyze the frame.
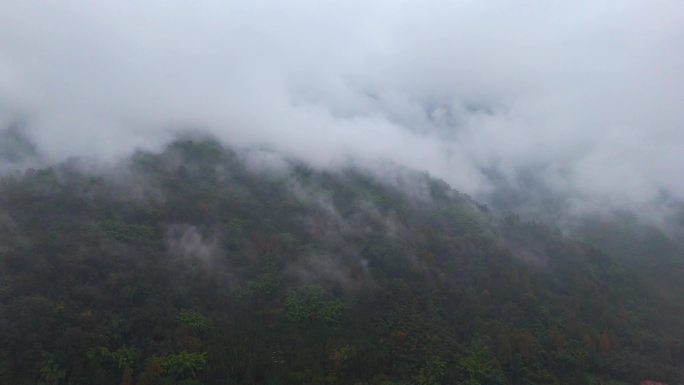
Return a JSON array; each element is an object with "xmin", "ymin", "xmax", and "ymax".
[{"xmin": 1, "ymin": 0, "xmax": 683, "ymax": 213}]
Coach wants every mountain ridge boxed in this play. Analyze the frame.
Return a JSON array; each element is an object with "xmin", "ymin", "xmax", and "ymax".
[{"xmin": 1, "ymin": 138, "xmax": 682, "ymax": 385}]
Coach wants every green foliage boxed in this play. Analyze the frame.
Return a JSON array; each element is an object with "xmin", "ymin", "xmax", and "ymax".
[
  {"xmin": 457, "ymin": 342, "xmax": 508, "ymax": 385},
  {"xmin": 87, "ymin": 346, "xmax": 138, "ymax": 370},
  {"xmin": 38, "ymin": 355, "xmax": 66, "ymax": 385},
  {"xmin": 248, "ymin": 272, "xmax": 278, "ymax": 297},
  {"xmin": 439, "ymin": 203, "xmax": 483, "ymax": 235},
  {"xmin": 99, "ymin": 220, "xmax": 155, "ymax": 243},
  {"xmin": 285, "ymin": 286, "xmax": 325, "ymax": 322},
  {"xmin": 177, "ymin": 310, "xmax": 210, "ymax": 334},
  {"xmin": 158, "ymin": 352, "xmax": 207, "ymax": 380},
  {"xmin": 330, "ymin": 344, "xmax": 355, "ymax": 369},
  {"xmin": 415, "ymin": 356, "xmax": 447, "ymax": 385},
  {"xmin": 319, "ymin": 299, "xmax": 347, "ymax": 325},
  {"xmin": 285, "ymin": 286, "xmax": 347, "ymax": 325}
]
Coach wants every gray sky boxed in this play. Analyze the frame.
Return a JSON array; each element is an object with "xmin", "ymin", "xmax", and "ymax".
[{"xmin": 1, "ymin": 0, "xmax": 683, "ymax": 210}]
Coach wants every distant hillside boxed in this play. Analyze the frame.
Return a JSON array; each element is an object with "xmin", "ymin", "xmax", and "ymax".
[{"xmin": 0, "ymin": 139, "xmax": 682, "ymax": 385}]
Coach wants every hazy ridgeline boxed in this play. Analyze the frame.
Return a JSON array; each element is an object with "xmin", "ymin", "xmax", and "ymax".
[{"xmin": 0, "ymin": 138, "xmax": 682, "ymax": 384}]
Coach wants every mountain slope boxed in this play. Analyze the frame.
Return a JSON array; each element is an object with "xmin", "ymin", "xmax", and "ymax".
[{"xmin": 0, "ymin": 139, "xmax": 683, "ymax": 385}]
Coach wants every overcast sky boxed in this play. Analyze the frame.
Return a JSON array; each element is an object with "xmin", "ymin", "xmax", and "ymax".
[{"xmin": 1, "ymin": 0, "xmax": 683, "ymax": 210}]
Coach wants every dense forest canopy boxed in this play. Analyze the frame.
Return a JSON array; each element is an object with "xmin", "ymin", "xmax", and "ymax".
[{"xmin": 1, "ymin": 139, "xmax": 683, "ymax": 385}]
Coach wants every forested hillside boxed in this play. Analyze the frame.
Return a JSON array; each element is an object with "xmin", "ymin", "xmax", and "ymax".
[{"xmin": 1, "ymin": 139, "xmax": 683, "ymax": 385}]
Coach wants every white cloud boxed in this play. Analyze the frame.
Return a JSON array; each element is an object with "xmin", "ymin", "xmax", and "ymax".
[{"xmin": 1, "ymin": 0, "xmax": 683, "ymax": 208}]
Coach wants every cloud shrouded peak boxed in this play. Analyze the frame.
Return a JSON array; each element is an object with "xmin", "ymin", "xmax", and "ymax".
[{"xmin": 1, "ymin": 0, "xmax": 683, "ymax": 210}]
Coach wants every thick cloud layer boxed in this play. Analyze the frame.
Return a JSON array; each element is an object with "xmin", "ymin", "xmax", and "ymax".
[{"xmin": 1, "ymin": 0, "xmax": 683, "ymax": 210}]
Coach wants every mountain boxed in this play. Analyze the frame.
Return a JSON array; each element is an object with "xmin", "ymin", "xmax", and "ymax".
[
  {"xmin": 0, "ymin": 123, "xmax": 39, "ymax": 168},
  {"xmin": 1, "ymin": 139, "xmax": 683, "ymax": 385}
]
